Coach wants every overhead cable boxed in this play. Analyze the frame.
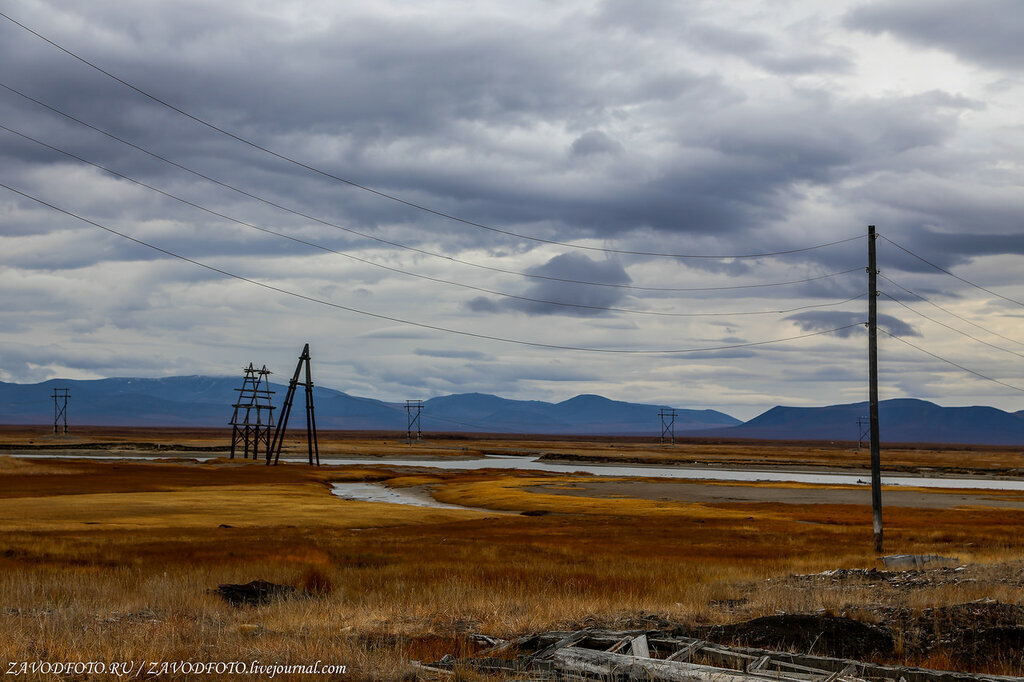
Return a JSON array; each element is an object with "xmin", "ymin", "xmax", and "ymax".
[
  {"xmin": 879, "ymin": 291, "xmax": 1024, "ymax": 361},
  {"xmin": 879, "ymin": 234, "xmax": 1024, "ymax": 309},
  {"xmin": 0, "ymin": 12, "xmax": 864, "ymax": 259},
  {"xmin": 0, "ymin": 82, "xmax": 863, "ymax": 293},
  {"xmin": 0, "ymin": 181, "xmax": 863, "ymax": 354},
  {"xmin": 878, "ymin": 328, "xmax": 1024, "ymax": 393},
  {"xmin": 879, "ymin": 273, "xmax": 1024, "ymax": 348}
]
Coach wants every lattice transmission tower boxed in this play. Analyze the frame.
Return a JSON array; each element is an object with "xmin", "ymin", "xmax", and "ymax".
[
  {"xmin": 659, "ymin": 408, "xmax": 677, "ymax": 445},
  {"xmin": 406, "ymin": 400, "xmax": 423, "ymax": 443},
  {"xmin": 228, "ymin": 364, "xmax": 275, "ymax": 460},
  {"xmin": 52, "ymin": 387, "xmax": 70, "ymax": 434}
]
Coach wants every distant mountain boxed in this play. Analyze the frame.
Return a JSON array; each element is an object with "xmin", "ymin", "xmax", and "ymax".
[
  {"xmin": 7, "ymin": 377, "xmax": 1018, "ymax": 444},
  {"xmin": 708, "ymin": 398, "xmax": 1024, "ymax": 446},
  {"xmin": 421, "ymin": 393, "xmax": 740, "ymax": 434},
  {"xmin": 0, "ymin": 377, "xmax": 739, "ymax": 435}
]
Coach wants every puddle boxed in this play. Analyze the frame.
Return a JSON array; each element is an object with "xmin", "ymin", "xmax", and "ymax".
[{"xmin": 330, "ymin": 482, "xmax": 476, "ymax": 510}]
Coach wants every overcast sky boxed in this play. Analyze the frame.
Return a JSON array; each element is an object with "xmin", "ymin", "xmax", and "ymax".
[{"xmin": 1, "ymin": 0, "xmax": 1022, "ymax": 420}]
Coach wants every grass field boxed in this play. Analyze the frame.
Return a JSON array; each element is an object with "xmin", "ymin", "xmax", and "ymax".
[{"xmin": 2, "ymin": 428, "xmax": 1024, "ymax": 679}]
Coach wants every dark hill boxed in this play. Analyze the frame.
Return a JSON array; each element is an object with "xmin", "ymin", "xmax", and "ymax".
[
  {"xmin": 709, "ymin": 398, "xmax": 1024, "ymax": 446},
  {"xmin": 0, "ymin": 377, "xmax": 738, "ymax": 435}
]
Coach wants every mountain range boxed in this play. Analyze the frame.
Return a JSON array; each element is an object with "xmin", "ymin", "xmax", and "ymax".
[
  {"xmin": 2, "ymin": 376, "xmax": 1022, "ymax": 445},
  {"xmin": 0, "ymin": 376, "xmax": 738, "ymax": 435}
]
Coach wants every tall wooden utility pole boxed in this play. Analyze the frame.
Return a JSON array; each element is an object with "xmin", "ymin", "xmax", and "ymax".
[{"xmin": 867, "ymin": 225, "xmax": 883, "ymax": 553}]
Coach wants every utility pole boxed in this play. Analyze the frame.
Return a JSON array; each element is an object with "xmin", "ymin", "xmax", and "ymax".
[
  {"xmin": 659, "ymin": 408, "xmax": 677, "ymax": 444},
  {"xmin": 867, "ymin": 225, "xmax": 883, "ymax": 553},
  {"xmin": 405, "ymin": 400, "xmax": 423, "ymax": 444},
  {"xmin": 52, "ymin": 388, "xmax": 69, "ymax": 434}
]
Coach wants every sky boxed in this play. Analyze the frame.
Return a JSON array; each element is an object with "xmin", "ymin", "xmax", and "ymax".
[{"xmin": 1, "ymin": 0, "xmax": 1023, "ymax": 420}]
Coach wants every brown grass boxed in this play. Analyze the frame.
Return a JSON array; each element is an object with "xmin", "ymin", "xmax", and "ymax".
[{"xmin": 3, "ymin": 431, "xmax": 1024, "ymax": 678}]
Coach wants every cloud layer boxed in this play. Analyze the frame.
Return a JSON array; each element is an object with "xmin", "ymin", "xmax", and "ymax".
[{"xmin": 1, "ymin": 0, "xmax": 1022, "ymax": 419}]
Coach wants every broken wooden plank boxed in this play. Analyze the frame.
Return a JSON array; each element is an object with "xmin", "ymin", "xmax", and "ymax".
[
  {"xmin": 532, "ymin": 628, "xmax": 592, "ymax": 660},
  {"xmin": 474, "ymin": 631, "xmax": 537, "ymax": 657},
  {"xmin": 666, "ymin": 641, "xmax": 703, "ymax": 663},
  {"xmin": 607, "ymin": 636, "xmax": 632, "ymax": 653},
  {"xmin": 822, "ymin": 664, "xmax": 859, "ymax": 682},
  {"xmin": 631, "ymin": 634, "xmax": 651, "ymax": 658},
  {"xmin": 553, "ymin": 645, "xmax": 798, "ymax": 682}
]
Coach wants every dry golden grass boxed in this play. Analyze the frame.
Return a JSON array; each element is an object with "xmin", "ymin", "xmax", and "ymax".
[{"xmin": 3, "ymin": 431, "xmax": 1024, "ymax": 679}]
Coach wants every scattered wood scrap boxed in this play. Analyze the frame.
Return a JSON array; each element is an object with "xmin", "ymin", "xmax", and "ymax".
[{"xmin": 431, "ymin": 629, "xmax": 1021, "ymax": 682}]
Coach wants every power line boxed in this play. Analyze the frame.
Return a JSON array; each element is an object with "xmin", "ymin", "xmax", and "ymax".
[
  {"xmin": 878, "ymin": 328, "xmax": 1024, "ymax": 393},
  {"xmin": 879, "ymin": 291, "xmax": 1024, "ymax": 361},
  {"xmin": 0, "ymin": 122, "xmax": 866, "ymax": 320},
  {"xmin": 878, "ymin": 273, "xmax": 1024, "ymax": 348},
  {"xmin": 0, "ymin": 82, "xmax": 863, "ymax": 294},
  {"xmin": 0, "ymin": 181, "xmax": 865, "ymax": 354},
  {"xmin": 879, "ymin": 234, "xmax": 1024, "ymax": 309},
  {"xmin": 0, "ymin": 11, "xmax": 865, "ymax": 259}
]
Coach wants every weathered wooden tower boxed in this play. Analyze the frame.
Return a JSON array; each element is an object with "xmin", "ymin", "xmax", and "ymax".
[{"xmin": 228, "ymin": 364, "xmax": 275, "ymax": 460}]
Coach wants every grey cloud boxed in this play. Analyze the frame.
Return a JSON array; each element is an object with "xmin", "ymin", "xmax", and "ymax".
[
  {"xmin": 569, "ymin": 131, "xmax": 623, "ymax": 158},
  {"xmin": 786, "ymin": 311, "xmax": 919, "ymax": 337},
  {"xmin": 781, "ymin": 364, "xmax": 866, "ymax": 383},
  {"xmin": 0, "ymin": 2, "xmax": 973, "ymax": 263},
  {"xmin": 467, "ymin": 253, "xmax": 631, "ymax": 317},
  {"xmin": 685, "ymin": 23, "xmax": 853, "ymax": 75},
  {"xmin": 846, "ymin": 0, "xmax": 1024, "ymax": 70},
  {"xmin": 760, "ymin": 52, "xmax": 853, "ymax": 75},
  {"xmin": 414, "ymin": 348, "xmax": 494, "ymax": 361}
]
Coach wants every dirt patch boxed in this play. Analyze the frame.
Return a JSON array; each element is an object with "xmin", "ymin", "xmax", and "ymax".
[
  {"xmin": 699, "ymin": 614, "xmax": 894, "ymax": 659},
  {"xmin": 886, "ymin": 601, "xmax": 1024, "ymax": 665}
]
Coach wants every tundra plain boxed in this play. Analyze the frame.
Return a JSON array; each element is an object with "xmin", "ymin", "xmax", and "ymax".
[{"xmin": 2, "ymin": 427, "xmax": 1024, "ymax": 679}]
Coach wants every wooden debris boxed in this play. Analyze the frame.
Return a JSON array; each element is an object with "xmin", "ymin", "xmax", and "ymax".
[
  {"xmin": 214, "ymin": 579, "xmax": 296, "ymax": 606},
  {"xmin": 431, "ymin": 628, "xmax": 1020, "ymax": 682}
]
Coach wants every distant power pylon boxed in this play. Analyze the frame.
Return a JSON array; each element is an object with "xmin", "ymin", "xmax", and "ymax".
[
  {"xmin": 856, "ymin": 416, "xmax": 870, "ymax": 450},
  {"xmin": 406, "ymin": 400, "xmax": 423, "ymax": 443},
  {"xmin": 52, "ymin": 388, "xmax": 70, "ymax": 434},
  {"xmin": 228, "ymin": 364, "xmax": 275, "ymax": 460},
  {"xmin": 659, "ymin": 408, "xmax": 677, "ymax": 444},
  {"xmin": 268, "ymin": 343, "xmax": 319, "ymax": 466}
]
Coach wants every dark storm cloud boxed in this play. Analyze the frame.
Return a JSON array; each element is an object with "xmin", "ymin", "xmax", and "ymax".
[
  {"xmin": 846, "ymin": 0, "xmax": 1024, "ymax": 70},
  {"xmin": 595, "ymin": 1, "xmax": 852, "ymax": 76},
  {"xmin": 466, "ymin": 253, "xmax": 631, "ymax": 317},
  {"xmin": 569, "ymin": 131, "xmax": 624, "ymax": 158},
  {"xmin": 0, "ymin": 0, "xmax": 985, "ymax": 266},
  {"xmin": 786, "ymin": 311, "xmax": 919, "ymax": 337}
]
